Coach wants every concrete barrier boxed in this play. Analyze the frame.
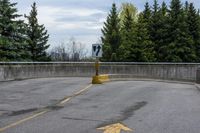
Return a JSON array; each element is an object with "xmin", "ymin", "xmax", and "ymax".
[{"xmin": 0, "ymin": 62, "xmax": 199, "ymax": 82}]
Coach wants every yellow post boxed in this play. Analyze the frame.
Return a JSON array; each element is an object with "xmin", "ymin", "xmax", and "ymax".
[{"xmin": 92, "ymin": 57, "xmax": 102, "ymax": 84}]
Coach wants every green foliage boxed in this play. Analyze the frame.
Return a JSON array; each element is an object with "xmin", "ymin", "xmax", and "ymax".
[
  {"xmin": 0, "ymin": 1, "xmax": 50, "ymax": 61},
  {"xmin": 119, "ymin": 3, "xmax": 138, "ymax": 25},
  {"xmin": 150, "ymin": 1, "xmax": 169, "ymax": 61},
  {"xmin": 101, "ymin": 0, "xmax": 200, "ymax": 62},
  {"xmin": 165, "ymin": 0, "xmax": 196, "ymax": 62},
  {"xmin": 186, "ymin": 3, "xmax": 200, "ymax": 62},
  {"xmin": 135, "ymin": 13, "xmax": 155, "ymax": 62},
  {"xmin": 25, "ymin": 2, "xmax": 50, "ymax": 61},
  {"xmin": 118, "ymin": 8, "xmax": 136, "ymax": 61},
  {"xmin": 111, "ymin": 53, "xmax": 117, "ymax": 62},
  {"xmin": 0, "ymin": 0, "xmax": 30, "ymax": 61},
  {"xmin": 101, "ymin": 3, "xmax": 121, "ymax": 61}
]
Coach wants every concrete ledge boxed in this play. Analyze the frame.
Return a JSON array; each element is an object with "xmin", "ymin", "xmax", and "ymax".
[{"xmin": 0, "ymin": 62, "xmax": 199, "ymax": 82}]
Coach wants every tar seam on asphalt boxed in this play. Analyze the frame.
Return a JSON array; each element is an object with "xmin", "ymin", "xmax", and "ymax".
[{"xmin": 62, "ymin": 117, "xmax": 107, "ymax": 122}]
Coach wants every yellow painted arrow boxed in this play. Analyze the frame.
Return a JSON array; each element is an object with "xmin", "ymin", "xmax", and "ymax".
[{"xmin": 97, "ymin": 123, "xmax": 133, "ymax": 133}]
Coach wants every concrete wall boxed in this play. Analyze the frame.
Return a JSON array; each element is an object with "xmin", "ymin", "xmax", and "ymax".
[{"xmin": 0, "ymin": 62, "xmax": 199, "ymax": 82}]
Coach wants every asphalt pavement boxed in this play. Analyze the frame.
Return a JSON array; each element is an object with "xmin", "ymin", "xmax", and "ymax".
[{"xmin": 0, "ymin": 78, "xmax": 200, "ymax": 133}]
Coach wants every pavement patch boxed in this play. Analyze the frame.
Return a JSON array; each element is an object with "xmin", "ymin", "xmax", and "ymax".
[
  {"xmin": 120, "ymin": 101, "xmax": 147, "ymax": 121},
  {"xmin": 97, "ymin": 101, "xmax": 147, "ymax": 128}
]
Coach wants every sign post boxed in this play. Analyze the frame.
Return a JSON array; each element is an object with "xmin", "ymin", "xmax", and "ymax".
[
  {"xmin": 95, "ymin": 57, "xmax": 99, "ymax": 76},
  {"xmin": 92, "ymin": 44, "xmax": 103, "ymax": 84}
]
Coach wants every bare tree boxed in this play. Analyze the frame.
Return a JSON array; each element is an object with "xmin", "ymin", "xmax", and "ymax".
[
  {"xmin": 50, "ymin": 43, "xmax": 69, "ymax": 61},
  {"xmin": 50, "ymin": 37, "xmax": 89, "ymax": 61}
]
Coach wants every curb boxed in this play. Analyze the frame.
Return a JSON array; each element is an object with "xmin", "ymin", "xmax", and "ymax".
[
  {"xmin": 108, "ymin": 74, "xmax": 200, "ymax": 91},
  {"xmin": 92, "ymin": 74, "xmax": 200, "ymax": 91},
  {"xmin": 107, "ymin": 74, "xmax": 195, "ymax": 85},
  {"xmin": 110, "ymin": 78, "xmax": 195, "ymax": 85},
  {"xmin": 195, "ymin": 84, "xmax": 200, "ymax": 91}
]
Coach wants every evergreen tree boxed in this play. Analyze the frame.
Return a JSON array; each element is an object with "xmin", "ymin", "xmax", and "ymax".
[
  {"xmin": 149, "ymin": 0, "xmax": 160, "ymax": 61},
  {"xmin": 25, "ymin": 2, "xmax": 50, "ymax": 61},
  {"xmin": 135, "ymin": 15, "xmax": 155, "ymax": 62},
  {"xmin": 101, "ymin": 3, "xmax": 121, "ymax": 61},
  {"xmin": 185, "ymin": 1, "xmax": 189, "ymax": 12},
  {"xmin": 186, "ymin": 3, "xmax": 200, "ymax": 62},
  {"xmin": 0, "ymin": 0, "xmax": 29, "ymax": 61},
  {"xmin": 143, "ymin": 2, "xmax": 152, "ymax": 27},
  {"xmin": 151, "ymin": 1, "xmax": 169, "ymax": 61},
  {"xmin": 134, "ymin": 3, "xmax": 155, "ymax": 62},
  {"xmin": 118, "ymin": 8, "xmax": 136, "ymax": 61},
  {"xmin": 165, "ymin": 0, "xmax": 195, "ymax": 62}
]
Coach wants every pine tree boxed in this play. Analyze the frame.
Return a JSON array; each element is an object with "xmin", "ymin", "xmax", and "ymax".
[
  {"xmin": 133, "ymin": 2, "xmax": 155, "ymax": 62},
  {"xmin": 186, "ymin": 2, "xmax": 200, "ymax": 62},
  {"xmin": 149, "ymin": 0, "xmax": 160, "ymax": 61},
  {"xmin": 135, "ymin": 13, "xmax": 155, "ymax": 62},
  {"xmin": 165, "ymin": 0, "xmax": 195, "ymax": 62},
  {"xmin": 101, "ymin": 3, "xmax": 121, "ymax": 62},
  {"xmin": 151, "ymin": 1, "xmax": 169, "ymax": 61},
  {"xmin": 185, "ymin": 1, "xmax": 189, "ymax": 12},
  {"xmin": 0, "ymin": 0, "xmax": 29, "ymax": 61},
  {"xmin": 118, "ymin": 8, "xmax": 136, "ymax": 61},
  {"xmin": 143, "ymin": 2, "xmax": 152, "ymax": 27},
  {"xmin": 25, "ymin": 2, "xmax": 50, "ymax": 61}
]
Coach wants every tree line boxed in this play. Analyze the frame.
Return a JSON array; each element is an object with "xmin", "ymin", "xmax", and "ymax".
[
  {"xmin": 101, "ymin": 0, "xmax": 200, "ymax": 62},
  {"xmin": 0, "ymin": 0, "xmax": 50, "ymax": 61}
]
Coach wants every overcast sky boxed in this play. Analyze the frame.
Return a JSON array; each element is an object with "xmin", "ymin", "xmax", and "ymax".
[{"xmin": 10, "ymin": 0, "xmax": 200, "ymax": 50}]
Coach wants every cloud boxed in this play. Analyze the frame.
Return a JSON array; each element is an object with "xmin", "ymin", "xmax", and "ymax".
[
  {"xmin": 35, "ymin": 6, "xmax": 106, "ymax": 30},
  {"xmin": 56, "ymin": 13, "xmax": 106, "ymax": 23}
]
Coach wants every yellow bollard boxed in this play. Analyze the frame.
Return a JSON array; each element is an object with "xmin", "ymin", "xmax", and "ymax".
[{"xmin": 92, "ymin": 58, "xmax": 110, "ymax": 84}]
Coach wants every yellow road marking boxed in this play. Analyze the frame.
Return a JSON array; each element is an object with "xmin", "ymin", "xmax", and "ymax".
[
  {"xmin": 97, "ymin": 123, "xmax": 133, "ymax": 133},
  {"xmin": 58, "ymin": 84, "xmax": 93, "ymax": 105},
  {"xmin": 59, "ymin": 97, "xmax": 71, "ymax": 105},
  {"xmin": 0, "ymin": 110, "xmax": 48, "ymax": 132},
  {"xmin": 74, "ymin": 84, "xmax": 93, "ymax": 95},
  {"xmin": 0, "ymin": 84, "xmax": 93, "ymax": 132}
]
